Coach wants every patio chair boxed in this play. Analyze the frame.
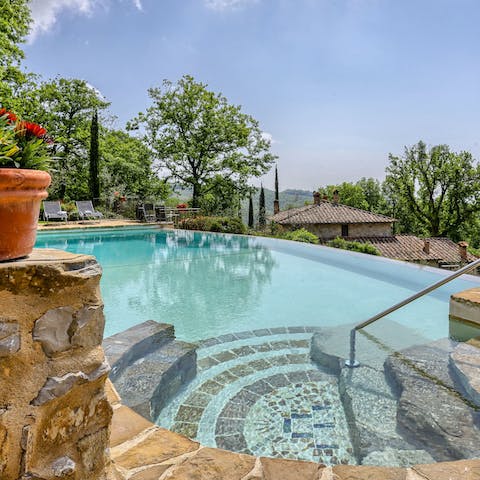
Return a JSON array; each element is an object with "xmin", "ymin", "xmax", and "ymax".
[
  {"xmin": 76, "ymin": 200, "xmax": 103, "ymax": 220},
  {"xmin": 138, "ymin": 203, "xmax": 156, "ymax": 222},
  {"xmin": 43, "ymin": 201, "xmax": 68, "ymax": 222}
]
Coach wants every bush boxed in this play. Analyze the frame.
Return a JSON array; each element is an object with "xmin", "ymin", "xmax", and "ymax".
[
  {"xmin": 179, "ymin": 216, "xmax": 246, "ymax": 234},
  {"xmin": 282, "ymin": 228, "xmax": 319, "ymax": 244},
  {"xmin": 327, "ymin": 237, "xmax": 380, "ymax": 255}
]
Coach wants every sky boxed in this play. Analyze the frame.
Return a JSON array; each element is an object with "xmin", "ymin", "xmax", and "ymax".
[{"xmin": 24, "ymin": 0, "xmax": 480, "ymax": 190}]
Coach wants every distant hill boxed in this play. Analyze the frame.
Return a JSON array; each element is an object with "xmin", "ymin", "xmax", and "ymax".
[
  {"xmin": 169, "ymin": 185, "xmax": 313, "ymax": 224},
  {"xmin": 241, "ymin": 188, "xmax": 313, "ymax": 224}
]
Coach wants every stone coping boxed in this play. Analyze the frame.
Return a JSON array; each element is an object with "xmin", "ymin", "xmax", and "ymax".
[
  {"xmin": 37, "ymin": 219, "xmax": 165, "ymax": 231},
  {"xmin": 105, "ymin": 381, "xmax": 480, "ymax": 480}
]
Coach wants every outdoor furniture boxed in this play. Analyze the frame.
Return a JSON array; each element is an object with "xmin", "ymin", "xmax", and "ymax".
[
  {"xmin": 42, "ymin": 201, "xmax": 68, "ymax": 222},
  {"xmin": 76, "ymin": 200, "xmax": 103, "ymax": 220},
  {"xmin": 137, "ymin": 203, "xmax": 156, "ymax": 222}
]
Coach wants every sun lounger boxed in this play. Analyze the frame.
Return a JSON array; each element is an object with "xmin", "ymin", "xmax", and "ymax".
[
  {"xmin": 43, "ymin": 201, "xmax": 68, "ymax": 221},
  {"xmin": 76, "ymin": 200, "xmax": 103, "ymax": 220}
]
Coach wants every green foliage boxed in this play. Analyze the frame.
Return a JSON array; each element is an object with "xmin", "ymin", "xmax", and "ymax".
[
  {"xmin": 89, "ymin": 110, "xmax": 100, "ymax": 200},
  {"xmin": 385, "ymin": 141, "xmax": 480, "ymax": 238},
  {"xmin": 101, "ymin": 129, "xmax": 170, "ymax": 201},
  {"xmin": 327, "ymin": 237, "xmax": 380, "ymax": 255},
  {"xmin": 318, "ymin": 182, "xmax": 369, "ymax": 210},
  {"xmin": 0, "ymin": 0, "xmax": 31, "ymax": 103},
  {"xmin": 248, "ymin": 196, "xmax": 254, "ymax": 228},
  {"xmin": 179, "ymin": 216, "xmax": 246, "ymax": 234},
  {"xmin": 282, "ymin": 228, "xmax": 319, "ymax": 244},
  {"xmin": 128, "ymin": 75, "xmax": 276, "ymax": 208},
  {"xmin": 259, "ymin": 185, "xmax": 266, "ymax": 228}
]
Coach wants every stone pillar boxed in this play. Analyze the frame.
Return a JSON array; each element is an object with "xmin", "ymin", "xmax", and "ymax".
[
  {"xmin": 449, "ymin": 287, "xmax": 480, "ymax": 342},
  {"xmin": 313, "ymin": 192, "xmax": 320, "ymax": 205},
  {"xmin": 0, "ymin": 249, "xmax": 112, "ymax": 480}
]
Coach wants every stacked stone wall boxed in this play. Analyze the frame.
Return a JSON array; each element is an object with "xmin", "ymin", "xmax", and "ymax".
[{"xmin": 0, "ymin": 249, "xmax": 112, "ymax": 479}]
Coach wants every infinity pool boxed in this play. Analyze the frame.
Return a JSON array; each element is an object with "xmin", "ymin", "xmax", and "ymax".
[
  {"xmin": 35, "ymin": 226, "xmax": 480, "ymax": 466},
  {"xmin": 35, "ymin": 226, "xmax": 480, "ymax": 341}
]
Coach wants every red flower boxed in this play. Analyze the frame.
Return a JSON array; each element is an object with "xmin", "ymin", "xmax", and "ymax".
[
  {"xmin": 17, "ymin": 121, "xmax": 47, "ymax": 139},
  {"xmin": 177, "ymin": 203, "xmax": 188, "ymax": 209},
  {"xmin": 0, "ymin": 108, "xmax": 17, "ymax": 123}
]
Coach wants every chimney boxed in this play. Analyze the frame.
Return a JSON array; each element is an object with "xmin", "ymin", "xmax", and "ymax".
[
  {"xmin": 313, "ymin": 191, "xmax": 321, "ymax": 205},
  {"xmin": 423, "ymin": 239, "xmax": 430, "ymax": 254},
  {"xmin": 333, "ymin": 189, "xmax": 339, "ymax": 204},
  {"xmin": 458, "ymin": 241, "xmax": 468, "ymax": 262},
  {"xmin": 273, "ymin": 199, "xmax": 280, "ymax": 214}
]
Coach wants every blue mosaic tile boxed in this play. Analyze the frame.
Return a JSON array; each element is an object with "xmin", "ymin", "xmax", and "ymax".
[
  {"xmin": 313, "ymin": 423, "xmax": 335, "ymax": 428},
  {"xmin": 292, "ymin": 432, "xmax": 313, "ymax": 439},
  {"xmin": 312, "ymin": 405, "xmax": 330, "ymax": 411},
  {"xmin": 316, "ymin": 443, "xmax": 339, "ymax": 449},
  {"xmin": 291, "ymin": 413, "xmax": 311, "ymax": 419},
  {"xmin": 283, "ymin": 418, "xmax": 291, "ymax": 433}
]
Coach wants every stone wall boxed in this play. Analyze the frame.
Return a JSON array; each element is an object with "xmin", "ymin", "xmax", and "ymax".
[
  {"xmin": 0, "ymin": 249, "xmax": 112, "ymax": 480},
  {"xmin": 450, "ymin": 288, "xmax": 480, "ymax": 341},
  {"xmin": 297, "ymin": 222, "xmax": 392, "ymax": 240}
]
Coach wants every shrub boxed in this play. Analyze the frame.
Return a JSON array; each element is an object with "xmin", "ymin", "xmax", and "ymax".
[
  {"xmin": 282, "ymin": 228, "xmax": 319, "ymax": 244},
  {"xmin": 327, "ymin": 237, "xmax": 380, "ymax": 255},
  {"xmin": 179, "ymin": 216, "xmax": 246, "ymax": 234}
]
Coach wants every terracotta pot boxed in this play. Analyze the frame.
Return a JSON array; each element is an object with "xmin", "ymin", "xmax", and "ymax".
[{"xmin": 0, "ymin": 168, "xmax": 51, "ymax": 262}]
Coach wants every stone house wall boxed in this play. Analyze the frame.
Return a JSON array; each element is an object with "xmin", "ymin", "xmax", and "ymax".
[
  {"xmin": 286, "ymin": 222, "xmax": 393, "ymax": 240},
  {"xmin": 0, "ymin": 250, "xmax": 112, "ymax": 480}
]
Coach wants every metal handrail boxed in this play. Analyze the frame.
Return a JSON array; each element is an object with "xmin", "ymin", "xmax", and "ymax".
[{"xmin": 345, "ymin": 257, "xmax": 480, "ymax": 367}]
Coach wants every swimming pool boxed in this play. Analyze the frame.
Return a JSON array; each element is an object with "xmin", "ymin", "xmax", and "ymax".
[
  {"xmin": 35, "ymin": 226, "xmax": 480, "ymax": 341},
  {"xmin": 35, "ymin": 227, "xmax": 480, "ymax": 466}
]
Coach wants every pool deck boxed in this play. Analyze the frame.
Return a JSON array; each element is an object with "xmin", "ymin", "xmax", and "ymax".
[
  {"xmin": 38, "ymin": 219, "xmax": 173, "ymax": 230},
  {"xmin": 106, "ymin": 380, "xmax": 480, "ymax": 480}
]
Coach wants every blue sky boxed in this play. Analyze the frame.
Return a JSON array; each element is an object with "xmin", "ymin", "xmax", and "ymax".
[{"xmin": 25, "ymin": 0, "xmax": 480, "ymax": 190}]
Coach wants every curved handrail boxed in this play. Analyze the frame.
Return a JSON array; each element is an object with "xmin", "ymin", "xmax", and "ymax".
[{"xmin": 345, "ymin": 257, "xmax": 480, "ymax": 367}]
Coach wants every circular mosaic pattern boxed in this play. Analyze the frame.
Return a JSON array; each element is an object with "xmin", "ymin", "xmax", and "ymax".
[{"xmin": 157, "ymin": 326, "xmax": 357, "ymax": 465}]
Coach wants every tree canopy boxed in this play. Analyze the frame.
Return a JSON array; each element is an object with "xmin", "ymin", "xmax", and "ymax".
[
  {"xmin": 385, "ymin": 141, "xmax": 480, "ymax": 238},
  {"xmin": 129, "ymin": 75, "xmax": 276, "ymax": 207}
]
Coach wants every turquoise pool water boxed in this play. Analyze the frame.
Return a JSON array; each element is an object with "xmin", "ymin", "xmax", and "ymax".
[{"xmin": 35, "ymin": 226, "xmax": 480, "ymax": 342}]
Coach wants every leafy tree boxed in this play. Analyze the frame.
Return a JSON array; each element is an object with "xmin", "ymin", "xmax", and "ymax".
[
  {"xmin": 385, "ymin": 141, "xmax": 480, "ymax": 238},
  {"xmin": 318, "ymin": 182, "xmax": 368, "ymax": 210},
  {"xmin": 101, "ymin": 129, "xmax": 170, "ymax": 200},
  {"xmin": 30, "ymin": 77, "xmax": 110, "ymax": 199},
  {"xmin": 356, "ymin": 177, "xmax": 383, "ymax": 211},
  {"xmin": 128, "ymin": 75, "xmax": 276, "ymax": 208},
  {"xmin": 259, "ymin": 185, "xmax": 266, "ymax": 228},
  {"xmin": 0, "ymin": 0, "xmax": 31, "ymax": 104},
  {"xmin": 248, "ymin": 195, "xmax": 254, "ymax": 228},
  {"xmin": 89, "ymin": 110, "xmax": 100, "ymax": 202}
]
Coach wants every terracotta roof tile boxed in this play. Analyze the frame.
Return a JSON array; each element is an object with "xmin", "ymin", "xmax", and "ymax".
[
  {"xmin": 341, "ymin": 235, "xmax": 477, "ymax": 264},
  {"xmin": 270, "ymin": 201, "xmax": 395, "ymax": 225}
]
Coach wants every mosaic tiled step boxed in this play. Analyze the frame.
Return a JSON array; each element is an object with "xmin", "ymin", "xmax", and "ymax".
[{"xmin": 157, "ymin": 326, "xmax": 356, "ymax": 466}]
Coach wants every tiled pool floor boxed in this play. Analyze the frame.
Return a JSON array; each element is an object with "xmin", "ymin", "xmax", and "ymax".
[{"xmin": 156, "ymin": 327, "xmax": 356, "ymax": 465}]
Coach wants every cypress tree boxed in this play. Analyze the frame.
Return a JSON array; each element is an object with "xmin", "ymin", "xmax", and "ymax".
[
  {"xmin": 89, "ymin": 110, "xmax": 100, "ymax": 203},
  {"xmin": 248, "ymin": 195, "xmax": 254, "ymax": 228},
  {"xmin": 259, "ymin": 185, "xmax": 266, "ymax": 228},
  {"xmin": 274, "ymin": 165, "xmax": 279, "ymax": 202}
]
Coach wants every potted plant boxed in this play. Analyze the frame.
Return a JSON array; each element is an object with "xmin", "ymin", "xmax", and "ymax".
[{"xmin": 0, "ymin": 108, "xmax": 53, "ymax": 261}]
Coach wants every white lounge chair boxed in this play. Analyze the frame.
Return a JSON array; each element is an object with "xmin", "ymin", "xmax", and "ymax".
[
  {"xmin": 43, "ymin": 201, "xmax": 68, "ymax": 222},
  {"xmin": 76, "ymin": 200, "xmax": 103, "ymax": 220}
]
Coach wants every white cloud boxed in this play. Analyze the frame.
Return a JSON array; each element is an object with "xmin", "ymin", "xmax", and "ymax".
[
  {"xmin": 29, "ymin": 0, "xmax": 142, "ymax": 41},
  {"xmin": 204, "ymin": 0, "xmax": 258, "ymax": 11},
  {"xmin": 86, "ymin": 81, "xmax": 106, "ymax": 100}
]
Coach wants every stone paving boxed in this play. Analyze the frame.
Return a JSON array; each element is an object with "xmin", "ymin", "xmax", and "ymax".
[{"xmin": 106, "ymin": 379, "xmax": 480, "ymax": 479}]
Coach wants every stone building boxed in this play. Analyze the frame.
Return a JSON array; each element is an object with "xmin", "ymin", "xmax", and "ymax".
[{"xmin": 270, "ymin": 191, "xmax": 395, "ymax": 241}]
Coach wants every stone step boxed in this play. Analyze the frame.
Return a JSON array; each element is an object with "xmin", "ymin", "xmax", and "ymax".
[
  {"xmin": 384, "ymin": 338, "xmax": 480, "ymax": 462},
  {"xmin": 449, "ymin": 340, "xmax": 480, "ymax": 407},
  {"xmin": 103, "ymin": 320, "xmax": 175, "ymax": 380},
  {"xmin": 113, "ymin": 338, "xmax": 197, "ymax": 422}
]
